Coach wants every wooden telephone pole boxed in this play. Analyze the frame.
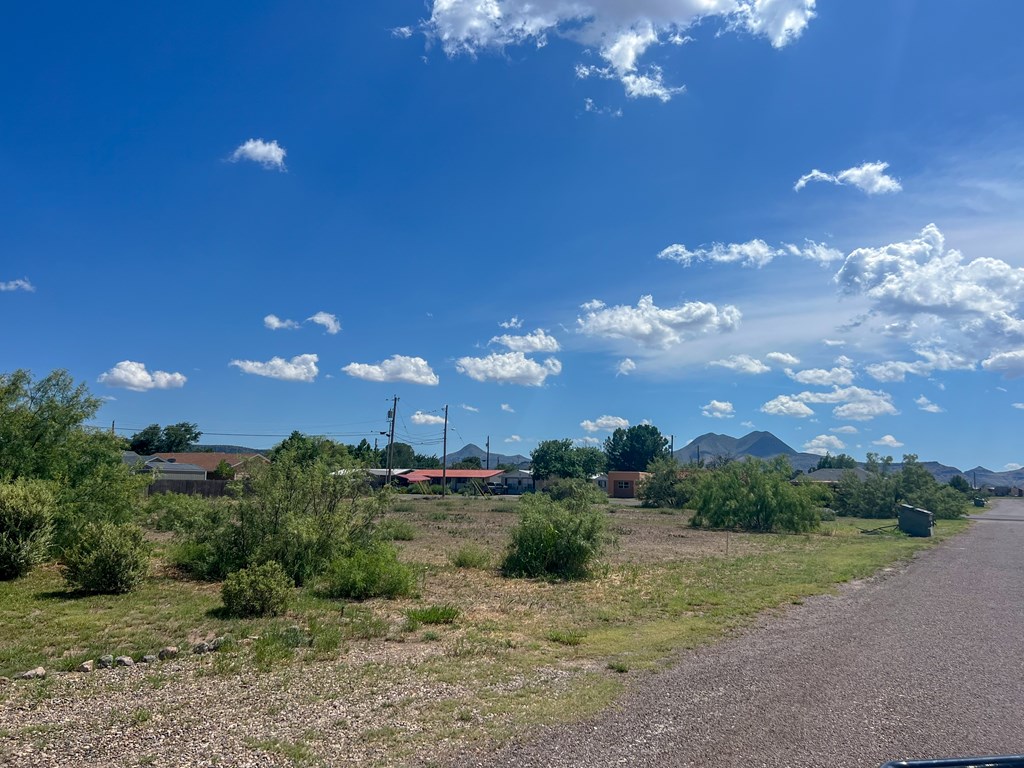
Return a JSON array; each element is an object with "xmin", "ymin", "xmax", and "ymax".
[{"xmin": 441, "ymin": 405, "xmax": 449, "ymax": 497}]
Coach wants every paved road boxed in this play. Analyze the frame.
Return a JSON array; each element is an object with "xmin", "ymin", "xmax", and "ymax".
[{"xmin": 471, "ymin": 499, "xmax": 1024, "ymax": 768}]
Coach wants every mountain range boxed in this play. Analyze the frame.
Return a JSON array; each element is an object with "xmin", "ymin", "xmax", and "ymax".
[{"xmin": 444, "ymin": 443, "xmax": 530, "ymax": 469}]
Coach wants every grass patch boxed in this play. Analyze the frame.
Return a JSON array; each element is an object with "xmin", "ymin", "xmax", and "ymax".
[
  {"xmin": 448, "ymin": 543, "xmax": 491, "ymax": 569},
  {"xmin": 406, "ymin": 604, "xmax": 460, "ymax": 625},
  {"xmin": 546, "ymin": 629, "xmax": 586, "ymax": 646}
]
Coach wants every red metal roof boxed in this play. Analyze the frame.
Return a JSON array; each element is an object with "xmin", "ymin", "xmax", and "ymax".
[
  {"xmin": 153, "ymin": 452, "xmax": 268, "ymax": 472},
  {"xmin": 400, "ymin": 472, "xmax": 433, "ymax": 484},
  {"xmin": 414, "ymin": 469, "xmax": 503, "ymax": 479}
]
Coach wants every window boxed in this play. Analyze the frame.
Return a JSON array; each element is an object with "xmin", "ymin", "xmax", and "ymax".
[{"xmin": 616, "ymin": 481, "xmax": 631, "ymax": 490}]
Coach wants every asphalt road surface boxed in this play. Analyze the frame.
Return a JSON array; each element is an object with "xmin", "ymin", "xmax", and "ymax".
[{"xmin": 470, "ymin": 499, "xmax": 1024, "ymax": 768}]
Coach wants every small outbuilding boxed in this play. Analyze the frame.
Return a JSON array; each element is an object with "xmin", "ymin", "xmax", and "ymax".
[{"xmin": 606, "ymin": 470, "xmax": 650, "ymax": 499}]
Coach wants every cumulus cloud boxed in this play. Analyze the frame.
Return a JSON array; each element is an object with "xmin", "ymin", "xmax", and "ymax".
[
  {"xmin": 461, "ymin": 404, "xmax": 479, "ymax": 412},
  {"xmin": 795, "ymin": 161, "xmax": 901, "ymax": 194},
  {"xmin": 411, "ymin": 411, "xmax": 445, "ymax": 425},
  {"xmin": 456, "ymin": 352, "xmax": 562, "ymax": 386},
  {"xmin": 577, "ymin": 295, "xmax": 740, "ymax": 350},
  {"xmin": 391, "ymin": 26, "xmax": 413, "ymax": 38},
  {"xmin": 98, "ymin": 361, "xmax": 187, "ymax": 391},
  {"xmin": 830, "ymin": 425, "xmax": 858, "ymax": 434},
  {"xmin": 785, "ymin": 366, "xmax": 854, "ymax": 386},
  {"xmin": 423, "ymin": 0, "xmax": 816, "ymax": 101},
  {"xmin": 229, "ymin": 139, "xmax": 287, "ymax": 171},
  {"xmin": 658, "ymin": 239, "xmax": 841, "ymax": 269},
  {"xmin": 307, "ymin": 311, "xmax": 341, "ymax": 335},
  {"xmin": 710, "ymin": 354, "xmax": 770, "ymax": 375},
  {"xmin": 499, "ymin": 315, "xmax": 523, "ymax": 329},
  {"xmin": 501, "ymin": 403, "xmax": 515, "ymax": 413},
  {"xmin": 873, "ymin": 434, "xmax": 904, "ymax": 448},
  {"xmin": 230, "ymin": 353, "xmax": 318, "ymax": 383},
  {"xmin": 580, "ymin": 415, "xmax": 629, "ymax": 433},
  {"xmin": 982, "ymin": 349, "xmax": 1024, "ymax": 378},
  {"xmin": 915, "ymin": 395, "xmax": 943, "ymax": 413},
  {"xmin": 701, "ymin": 400, "xmax": 735, "ymax": 419},
  {"xmin": 761, "ymin": 386, "xmax": 898, "ymax": 421},
  {"xmin": 343, "ymin": 355, "xmax": 439, "ymax": 386},
  {"xmin": 577, "ymin": 436, "xmax": 602, "ymax": 446},
  {"xmin": 1005, "ymin": 462, "xmax": 1023, "ymax": 471},
  {"xmin": 264, "ymin": 314, "xmax": 300, "ymax": 331},
  {"xmin": 765, "ymin": 351, "xmax": 800, "ymax": 366},
  {"xmin": 616, "ymin": 358, "xmax": 637, "ymax": 376},
  {"xmin": 1013, "ymin": 403, "xmax": 1024, "ymax": 410},
  {"xmin": 490, "ymin": 328, "xmax": 560, "ymax": 353},
  {"xmin": 0, "ymin": 278, "xmax": 34, "ymax": 292},
  {"xmin": 505, "ymin": 435, "xmax": 522, "ymax": 443},
  {"xmin": 803, "ymin": 434, "xmax": 845, "ymax": 456}
]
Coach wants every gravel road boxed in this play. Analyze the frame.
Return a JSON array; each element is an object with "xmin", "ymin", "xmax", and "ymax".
[{"xmin": 468, "ymin": 500, "xmax": 1024, "ymax": 768}]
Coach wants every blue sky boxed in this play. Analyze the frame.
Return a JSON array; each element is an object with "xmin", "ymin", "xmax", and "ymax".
[{"xmin": 4, "ymin": 1, "xmax": 1024, "ymax": 471}]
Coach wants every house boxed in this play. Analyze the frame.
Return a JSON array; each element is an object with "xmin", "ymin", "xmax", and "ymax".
[
  {"xmin": 405, "ymin": 469, "xmax": 504, "ymax": 493},
  {"xmin": 495, "ymin": 469, "xmax": 534, "ymax": 495},
  {"xmin": 153, "ymin": 452, "xmax": 268, "ymax": 478},
  {"xmin": 122, "ymin": 451, "xmax": 207, "ymax": 480},
  {"xmin": 591, "ymin": 473, "xmax": 608, "ymax": 492},
  {"xmin": 606, "ymin": 470, "xmax": 650, "ymax": 499}
]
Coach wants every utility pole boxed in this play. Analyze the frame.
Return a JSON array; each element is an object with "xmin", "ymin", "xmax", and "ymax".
[
  {"xmin": 486, "ymin": 436, "xmax": 490, "ymax": 470},
  {"xmin": 441, "ymin": 405, "xmax": 449, "ymax": 497},
  {"xmin": 111, "ymin": 420, "xmax": 116, "ymax": 436},
  {"xmin": 385, "ymin": 395, "xmax": 399, "ymax": 484},
  {"xmin": 670, "ymin": 434, "xmax": 674, "ymax": 456}
]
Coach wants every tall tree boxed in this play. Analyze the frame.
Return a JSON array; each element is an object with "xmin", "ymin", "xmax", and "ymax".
[
  {"xmin": 604, "ymin": 425, "xmax": 669, "ymax": 472},
  {"xmin": 129, "ymin": 422, "xmax": 202, "ymax": 454},
  {"xmin": 530, "ymin": 439, "xmax": 582, "ymax": 480},
  {"xmin": 576, "ymin": 446, "xmax": 607, "ymax": 477},
  {"xmin": 269, "ymin": 431, "xmax": 349, "ymax": 468},
  {"xmin": 387, "ymin": 442, "xmax": 415, "ymax": 469},
  {"xmin": 452, "ymin": 456, "xmax": 482, "ymax": 469},
  {"xmin": 815, "ymin": 452, "xmax": 858, "ymax": 470}
]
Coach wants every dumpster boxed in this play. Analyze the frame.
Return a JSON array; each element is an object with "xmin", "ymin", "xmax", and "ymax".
[
  {"xmin": 898, "ymin": 504, "xmax": 933, "ymax": 537},
  {"xmin": 973, "ymin": 496, "xmax": 986, "ymax": 508}
]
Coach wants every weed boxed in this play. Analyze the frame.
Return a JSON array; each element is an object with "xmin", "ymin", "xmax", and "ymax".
[
  {"xmin": 546, "ymin": 629, "xmax": 585, "ymax": 646},
  {"xmin": 378, "ymin": 518, "xmax": 416, "ymax": 541},
  {"xmin": 406, "ymin": 604, "xmax": 460, "ymax": 625},
  {"xmin": 421, "ymin": 630, "xmax": 440, "ymax": 642},
  {"xmin": 448, "ymin": 544, "xmax": 491, "ymax": 569},
  {"xmin": 607, "ymin": 660, "xmax": 629, "ymax": 673},
  {"xmin": 130, "ymin": 708, "xmax": 152, "ymax": 726},
  {"xmin": 340, "ymin": 606, "xmax": 389, "ymax": 640}
]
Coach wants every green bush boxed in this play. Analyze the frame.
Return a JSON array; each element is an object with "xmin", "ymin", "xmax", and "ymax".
[
  {"xmin": 0, "ymin": 479, "xmax": 55, "ymax": 580},
  {"xmin": 169, "ymin": 498, "xmax": 243, "ymax": 580},
  {"xmin": 501, "ymin": 493, "xmax": 606, "ymax": 580},
  {"xmin": 377, "ymin": 518, "xmax": 416, "ymax": 541},
  {"xmin": 545, "ymin": 478, "xmax": 606, "ymax": 506},
  {"xmin": 221, "ymin": 561, "xmax": 294, "ymax": 618},
  {"xmin": 448, "ymin": 543, "xmax": 491, "ymax": 569},
  {"xmin": 637, "ymin": 457, "xmax": 701, "ymax": 509},
  {"xmin": 61, "ymin": 522, "xmax": 150, "ymax": 594},
  {"xmin": 144, "ymin": 492, "xmax": 225, "ymax": 533},
  {"xmin": 320, "ymin": 544, "xmax": 415, "ymax": 600}
]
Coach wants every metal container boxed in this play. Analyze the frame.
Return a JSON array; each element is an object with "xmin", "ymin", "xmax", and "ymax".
[{"xmin": 898, "ymin": 504, "xmax": 933, "ymax": 537}]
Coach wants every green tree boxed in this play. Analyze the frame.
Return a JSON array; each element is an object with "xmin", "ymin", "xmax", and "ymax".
[
  {"xmin": 603, "ymin": 425, "xmax": 669, "ymax": 472},
  {"xmin": 269, "ymin": 431, "xmax": 349, "ymax": 468},
  {"xmin": 128, "ymin": 424, "xmax": 163, "ymax": 455},
  {"xmin": 948, "ymin": 475, "xmax": 972, "ymax": 494},
  {"xmin": 412, "ymin": 453, "xmax": 441, "ymax": 469},
  {"xmin": 637, "ymin": 456, "xmax": 700, "ymax": 509},
  {"xmin": 530, "ymin": 439, "xmax": 582, "ymax": 480},
  {"xmin": 350, "ymin": 439, "xmax": 382, "ymax": 467},
  {"xmin": 576, "ymin": 446, "xmax": 607, "ymax": 477},
  {"xmin": 129, "ymin": 422, "xmax": 202, "ymax": 454},
  {"xmin": 386, "ymin": 442, "xmax": 415, "ymax": 469},
  {"xmin": 209, "ymin": 459, "xmax": 236, "ymax": 481},
  {"xmin": 815, "ymin": 452, "xmax": 858, "ymax": 470}
]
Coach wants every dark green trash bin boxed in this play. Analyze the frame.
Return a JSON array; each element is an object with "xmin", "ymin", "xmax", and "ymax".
[{"xmin": 898, "ymin": 504, "xmax": 933, "ymax": 537}]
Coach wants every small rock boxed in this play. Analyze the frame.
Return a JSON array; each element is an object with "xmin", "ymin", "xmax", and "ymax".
[
  {"xmin": 77, "ymin": 660, "xmax": 95, "ymax": 673},
  {"xmin": 97, "ymin": 655, "xmax": 114, "ymax": 669},
  {"xmin": 140, "ymin": 654, "xmax": 157, "ymax": 664},
  {"xmin": 0, "ymin": 676, "xmax": 10, "ymax": 686},
  {"xmin": 115, "ymin": 655, "xmax": 134, "ymax": 668},
  {"xmin": 192, "ymin": 641, "xmax": 211, "ymax": 655},
  {"xmin": 158, "ymin": 646, "xmax": 178, "ymax": 661},
  {"xmin": 17, "ymin": 667, "xmax": 46, "ymax": 680},
  {"xmin": 210, "ymin": 636, "xmax": 225, "ymax": 651}
]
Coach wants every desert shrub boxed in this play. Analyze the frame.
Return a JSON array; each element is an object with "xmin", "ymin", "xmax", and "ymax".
[
  {"xmin": 637, "ymin": 457, "xmax": 703, "ymax": 509},
  {"xmin": 0, "ymin": 479, "xmax": 55, "ymax": 580},
  {"xmin": 690, "ymin": 457, "xmax": 820, "ymax": 533},
  {"xmin": 501, "ymin": 492, "xmax": 606, "ymax": 580},
  {"xmin": 144, "ymin": 492, "xmax": 225, "ymax": 533},
  {"xmin": 170, "ymin": 498, "xmax": 244, "ymax": 580},
  {"xmin": 545, "ymin": 478, "xmax": 606, "ymax": 506},
  {"xmin": 378, "ymin": 518, "xmax": 416, "ymax": 541},
  {"xmin": 448, "ymin": 543, "xmax": 491, "ymax": 569},
  {"xmin": 320, "ymin": 543, "xmax": 415, "ymax": 600},
  {"xmin": 406, "ymin": 603, "xmax": 460, "ymax": 625},
  {"xmin": 61, "ymin": 522, "xmax": 150, "ymax": 594},
  {"xmin": 221, "ymin": 561, "xmax": 293, "ymax": 618}
]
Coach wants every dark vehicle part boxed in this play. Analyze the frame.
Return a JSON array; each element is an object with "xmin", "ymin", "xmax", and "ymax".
[{"xmin": 881, "ymin": 756, "xmax": 1024, "ymax": 768}]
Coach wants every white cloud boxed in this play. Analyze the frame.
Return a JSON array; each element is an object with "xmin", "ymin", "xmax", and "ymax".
[
  {"xmin": 822, "ymin": 339, "xmax": 846, "ymax": 347},
  {"xmin": 580, "ymin": 299, "xmax": 605, "ymax": 311},
  {"xmin": 490, "ymin": 328, "xmax": 560, "ymax": 353},
  {"xmin": 710, "ymin": 354, "xmax": 770, "ymax": 375},
  {"xmin": 264, "ymin": 314, "xmax": 300, "ymax": 331},
  {"xmin": 580, "ymin": 415, "xmax": 629, "ymax": 433},
  {"xmin": 230, "ymin": 353, "xmax": 319, "ymax": 383},
  {"xmin": 0, "ymin": 278, "xmax": 34, "ymax": 292},
  {"xmin": 343, "ymin": 355, "xmax": 439, "ymax": 386},
  {"xmin": 423, "ymin": 0, "xmax": 815, "ymax": 101},
  {"xmin": 915, "ymin": 395, "xmax": 944, "ymax": 413},
  {"xmin": 701, "ymin": 400, "xmax": 735, "ymax": 419},
  {"xmin": 982, "ymin": 349, "xmax": 1024, "ymax": 378},
  {"xmin": 1005, "ymin": 462, "xmax": 1023, "ymax": 471},
  {"xmin": 505, "ymin": 435, "xmax": 522, "ymax": 443},
  {"xmin": 785, "ymin": 366, "xmax": 854, "ymax": 386},
  {"xmin": 616, "ymin": 358, "xmax": 637, "ymax": 376},
  {"xmin": 501, "ymin": 403, "xmax": 515, "ymax": 413},
  {"xmin": 229, "ymin": 139, "xmax": 287, "ymax": 171},
  {"xmin": 499, "ymin": 315, "xmax": 523, "ymax": 329},
  {"xmin": 1013, "ymin": 403, "xmax": 1024, "ymax": 410},
  {"xmin": 391, "ymin": 26, "xmax": 413, "ymax": 38},
  {"xmin": 411, "ymin": 411, "xmax": 446, "ymax": 425},
  {"xmin": 577, "ymin": 295, "xmax": 740, "ymax": 350},
  {"xmin": 803, "ymin": 434, "xmax": 846, "ymax": 456},
  {"xmin": 795, "ymin": 161, "xmax": 901, "ymax": 194},
  {"xmin": 837, "ymin": 224, "xmax": 1024, "ymax": 343},
  {"xmin": 762, "ymin": 385, "xmax": 898, "ymax": 421},
  {"xmin": 765, "ymin": 351, "xmax": 800, "ymax": 367},
  {"xmin": 98, "ymin": 360, "xmax": 187, "ymax": 392},
  {"xmin": 741, "ymin": 420, "xmax": 755, "ymax": 428},
  {"xmin": 456, "ymin": 352, "xmax": 561, "ymax": 386},
  {"xmin": 658, "ymin": 239, "xmax": 841, "ymax": 269},
  {"xmin": 460, "ymin": 404, "xmax": 479, "ymax": 412},
  {"xmin": 576, "ymin": 436, "xmax": 601, "ymax": 446},
  {"xmin": 830, "ymin": 425, "xmax": 859, "ymax": 434},
  {"xmin": 873, "ymin": 434, "xmax": 904, "ymax": 448},
  {"xmin": 307, "ymin": 311, "xmax": 341, "ymax": 335},
  {"xmin": 834, "ymin": 355, "xmax": 854, "ymax": 367}
]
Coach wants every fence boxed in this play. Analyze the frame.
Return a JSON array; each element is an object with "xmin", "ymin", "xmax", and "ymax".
[{"xmin": 147, "ymin": 479, "xmax": 230, "ymax": 498}]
